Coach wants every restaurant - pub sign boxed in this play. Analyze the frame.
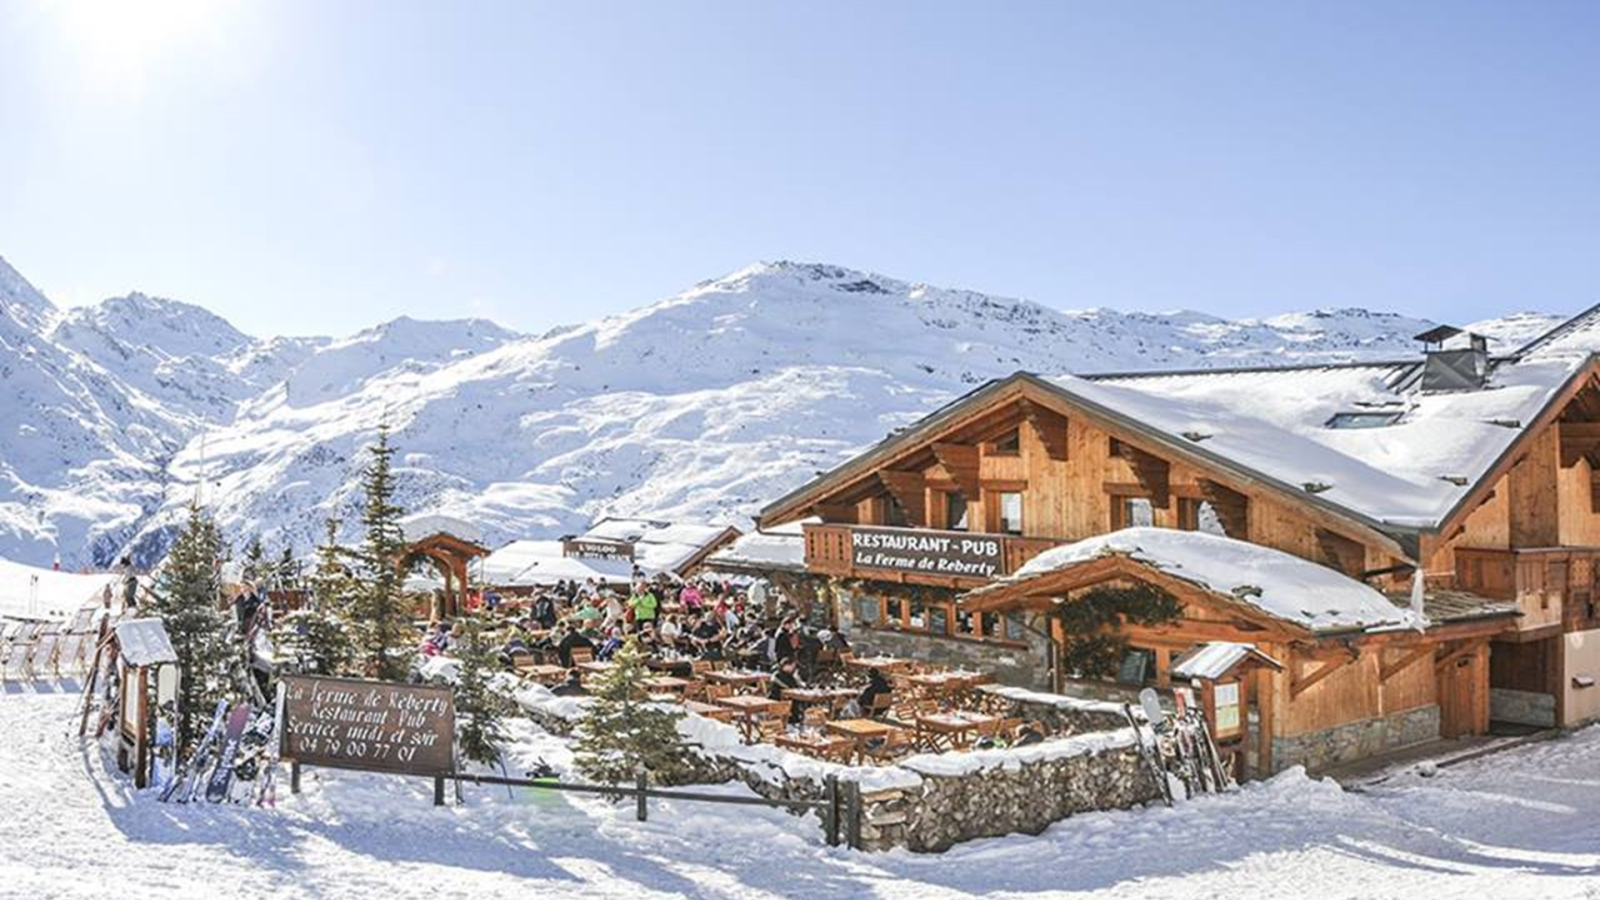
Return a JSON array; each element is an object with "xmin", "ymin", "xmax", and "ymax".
[{"xmin": 850, "ymin": 526, "xmax": 1004, "ymax": 578}]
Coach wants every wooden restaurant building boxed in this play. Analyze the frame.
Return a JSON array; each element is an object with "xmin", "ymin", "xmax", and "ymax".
[{"xmin": 755, "ymin": 307, "xmax": 1600, "ymax": 774}]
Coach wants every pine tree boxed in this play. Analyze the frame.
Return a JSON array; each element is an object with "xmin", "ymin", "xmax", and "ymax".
[
  {"xmin": 148, "ymin": 503, "xmax": 233, "ymax": 754},
  {"xmin": 349, "ymin": 423, "xmax": 410, "ymax": 681},
  {"xmin": 572, "ymin": 638, "xmax": 696, "ymax": 789},
  {"xmin": 447, "ymin": 615, "xmax": 511, "ymax": 765}
]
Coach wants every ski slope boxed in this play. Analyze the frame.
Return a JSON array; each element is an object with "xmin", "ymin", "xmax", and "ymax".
[{"xmin": 2, "ymin": 688, "xmax": 1597, "ymax": 899}]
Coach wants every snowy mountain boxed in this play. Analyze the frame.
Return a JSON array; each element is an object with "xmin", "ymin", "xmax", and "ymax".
[{"xmin": 0, "ymin": 255, "xmax": 1570, "ymax": 569}]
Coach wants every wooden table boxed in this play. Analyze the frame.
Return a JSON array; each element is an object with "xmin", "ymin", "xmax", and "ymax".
[
  {"xmin": 643, "ymin": 675, "xmax": 692, "ymax": 694},
  {"xmin": 907, "ymin": 671, "xmax": 983, "ymax": 696},
  {"xmin": 775, "ymin": 731, "xmax": 856, "ymax": 762},
  {"xmin": 846, "ymin": 656, "xmax": 913, "ymax": 673},
  {"xmin": 683, "ymin": 699, "xmax": 734, "ymax": 722},
  {"xmin": 704, "ymin": 669, "xmax": 771, "ymax": 688},
  {"xmin": 714, "ymin": 694, "xmax": 780, "ymax": 742},
  {"xmin": 826, "ymin": 717, "xmax": 900, "ymax": 761},
  {"xmin": 517, "ymin": 663, "xmax": 569, "ymax": 686},
  {"xmin": 914, "ymin": 711, "xmax": 1001, "ymax": 751},
  {"xmin": 783, "ymin": 687, "xmax": 856, "ymax": 711}
]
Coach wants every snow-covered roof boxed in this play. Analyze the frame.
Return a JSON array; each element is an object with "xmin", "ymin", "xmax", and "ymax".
[
  {"xmin": 998, "ymin": 527, "xmax": 1414, "ymax": 633},
  {"xmin": 481, "ymin": 540, "xmax": 636, "ymax": 587},
  {"xmin": 1170, "ymin": 641, "xmax": 1283, "ymax": 681},
  {"xmin": 1068, "ymin": 352, "xmax": 1587, "ymax": 529},
  {"xmin": 401, "ymin": 514, "xmax": 485, "ymax": 546},
  {"xmin": 0, "ymin": 556, "xmax": 118, "ymax": 621},
  {"xmin": 115, "ymin": 618, "xmax": 177, "ymax": 666},
  {"xmin": 703, "ymin": 519, "xmax": 809, "ymax": 573}
]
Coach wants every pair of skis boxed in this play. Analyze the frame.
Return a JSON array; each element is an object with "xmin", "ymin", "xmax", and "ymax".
[{"xmin": 158, "ymin": 699, "xmax": 262, "ymax": 804}]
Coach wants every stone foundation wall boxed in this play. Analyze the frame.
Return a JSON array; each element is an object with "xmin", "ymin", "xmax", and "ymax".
[
  {"xmin": 1272, "ymin": 704, "xmax": 1439, "ymax": 773},
  {"xmin": 1490, "ymin": 688, "xmax": 1557, "ymax": 728},
  {"xmin": 976, "ymin": 684, "xmax": 1131, "ymax": 734},
  {"xmin": 848, "ymin": 627, "xmax": 1051, "ymax": 690}
]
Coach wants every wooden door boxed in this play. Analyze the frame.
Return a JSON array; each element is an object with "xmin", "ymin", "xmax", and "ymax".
[{"xmin": 1438, "ymin": 644, "xmax": 1489, "ymax": 738}]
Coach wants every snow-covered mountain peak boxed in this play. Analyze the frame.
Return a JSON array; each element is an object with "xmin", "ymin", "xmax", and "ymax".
[{"xmin": 0, "ymin": 255, "xmax": 57, "ymax": 332}]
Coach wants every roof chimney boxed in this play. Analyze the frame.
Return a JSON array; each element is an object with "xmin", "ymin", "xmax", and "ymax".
[{"xmin": 1415, "ymin": 326, "xmax": 1490, "ymax": 391}]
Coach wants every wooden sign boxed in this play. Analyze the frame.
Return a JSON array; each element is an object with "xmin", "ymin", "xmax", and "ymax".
[
  {"xmin": 562, "ymin": 538, "xmax": 635, "ymax": 561},
  {"xmin": 280, "ymin": 675, "xmax": 455, "ymax": 776},
  {"xmin": 849, "ymin": 526, "xmax": 1004, "ymax": 578}
]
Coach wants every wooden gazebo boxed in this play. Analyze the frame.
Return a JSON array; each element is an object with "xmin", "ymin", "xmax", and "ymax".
[{"xmin": 401, "ymin": 515, "xmax": 490, "ymax": 620}]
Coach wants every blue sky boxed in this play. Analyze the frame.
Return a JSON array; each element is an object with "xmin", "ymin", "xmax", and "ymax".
[{"xmin": 1, "ymin": 1, "xmax": 1596, "ymax": 338}]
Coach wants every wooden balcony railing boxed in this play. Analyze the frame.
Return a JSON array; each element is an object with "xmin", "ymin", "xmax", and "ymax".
[
  {"xmin": 802, "ymin": 523, "xmax": 1060, "ymax": 585},
  {"xmin": 1455, "ymin": 546, "xmax": 1600, "ymax": 634}
]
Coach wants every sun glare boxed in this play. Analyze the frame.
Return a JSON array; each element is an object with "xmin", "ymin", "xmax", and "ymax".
[{"xmin": 43, "ymin": 0, "xmax": 235, "ymax": 97}]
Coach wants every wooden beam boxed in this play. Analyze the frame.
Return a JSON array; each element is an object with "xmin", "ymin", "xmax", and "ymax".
[
  {"xmin": 1434, "ymin": 638, "xmax": 1488, "ymax": 672},
  {"xmin": 1380, "ymin": 644, "xmax": 1433, "ymax": 682},
  {"xmin": 1198, "ymin": 479, "xmax": 1249, "ymax": 539},
  {"xmin": 1018, "ymin": 399, "xmax": 1070, "ymax": 461},
  {"xmin": 1110, "ymin": 438, "xmax": 1171, "ymax": 508},
  {"xmin": 931, "ymin": 442, "xmax": 981, "ymax": 498},
  {"xmin": 1290, "ymin": 648, "xmax": 1357, "ymax": 699},
  {"xmin": 877, "ymin": 470, "xmax": 926, "ymax": 526}
]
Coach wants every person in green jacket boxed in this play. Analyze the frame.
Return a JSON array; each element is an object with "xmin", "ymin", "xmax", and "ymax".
[{"xmin": 628, "ymin": 585, "xmax": 659, "ymax": 627}]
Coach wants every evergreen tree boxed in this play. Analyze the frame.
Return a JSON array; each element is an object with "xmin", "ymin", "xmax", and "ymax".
[
  {"xmin": 572, "ymin": 638, "xmax": 696, "ymax": 789},
  {"xmin": 310, "ymin": 518, "xmax": 354, "ymax": 613},
  {"xmin": 272, "ymin": 609, "xmax": 354, "ymax": 675},
  {"xmin": 446, "ymin": 615, "xmax": 511, "ymax": 765},
  {"xmin": 276, "ymin": 546, "xmax": 299, "ymax": 591},
  {"xmin": 241, "ymin": 535, "xmax": 267, "ymax": 584},
  {"xmin": 349, "ymin": 423, "xmax": 410, "ymax": 681},
  {"xmin": 148, "ymin": 503, "xmax": 233, "ymax": 753}
]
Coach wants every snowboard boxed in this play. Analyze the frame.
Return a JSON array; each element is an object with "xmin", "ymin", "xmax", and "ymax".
[
  {"xmin": 160, "ymin": 699, "xmax": 228, "ymax": 803},
  {"xmin": 205, "ymin": 703, "xmax": 253, "ymax": 803}
]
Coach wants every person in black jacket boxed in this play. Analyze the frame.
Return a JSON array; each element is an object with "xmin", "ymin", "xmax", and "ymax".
[
  {"xmin": 858, "ymin": 667, "xmax": 892, "ymax": 718},
  {"xmin": 555, "ymin": 623, "xmax": 596, "ymax": 668},
  {"xmin": 767, "ymin": 657, "xmax": 806, "ymax": 723},
  {"xmin": 531, "ymin": 593, "xmax": 559, "ymax": 629}
]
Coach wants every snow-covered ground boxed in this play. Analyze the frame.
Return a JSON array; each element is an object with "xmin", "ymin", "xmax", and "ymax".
[{"xmin": 4, "ymin": 687, "xmax": 1598, "ymax": 899}]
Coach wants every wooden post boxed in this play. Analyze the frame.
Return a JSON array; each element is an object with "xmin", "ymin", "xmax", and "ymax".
[
  {"xmin": 132, "ymin": 668, "xmax": 150, "ymax": 789},
  {"xmin": 845, "ymin": 781, "xmax": 863, "ymax": 850},
  {"xmin": 1256, "ymin": 663, "xmax": 1275, "ymax": 777},
  {"xmin": 433, "ymin": 775, "xmax": 446, "ymax": 807},
  {"xmin": 290, "ymin": 760, "xmax": 302, "ymax": 794},
  {"xmin": 635, "ymin": 770, "xmax": 649, "ymax": 822},
  {"xmin": 824, "ymin": 774, "xmax": 841, "ymax": 847}
]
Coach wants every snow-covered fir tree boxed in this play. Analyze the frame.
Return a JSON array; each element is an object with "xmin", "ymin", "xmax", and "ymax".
[
  {"xmin": 572, "ymin": 637, "xmax": 695, "ymax": 788},
  {"xmin": 147, "ymin": 503, "xmax": 234, "ymax": 753},
  {"xmin": 240, "ymin": 534, "xmax": 268, "ymax": 584}
]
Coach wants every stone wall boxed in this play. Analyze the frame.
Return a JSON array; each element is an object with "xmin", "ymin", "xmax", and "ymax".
[
  {"xmin": 1490, "ymin": 688, "xmax": 1557, "ymax": 728},
  {"xmin": 900, "ymin": 741, "xmax": 1156, "ymax": 852},
  {"xmin": 1271, "ymin": 704, "xmax": 1439, "ymax": 773},
  {"xmin": 514, "ymin": 684, "xmax": 1157, "ymax": 852},
  {"xmin": 976, "ymin": 684, "xmax": 1131, "ymax": 734}
]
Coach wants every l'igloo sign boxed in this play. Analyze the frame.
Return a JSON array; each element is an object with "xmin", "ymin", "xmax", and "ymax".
[{"xmin": 280, "ymin": 675, "xmax": 455, "ymax": 776}]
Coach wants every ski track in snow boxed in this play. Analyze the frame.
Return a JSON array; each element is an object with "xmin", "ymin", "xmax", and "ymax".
[{"xmin": 3, "ymin": 688, "xmax": 1599, "ymax": 899}]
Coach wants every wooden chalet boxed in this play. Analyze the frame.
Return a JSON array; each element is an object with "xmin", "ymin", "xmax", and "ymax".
[{"xmin": 756, "ymin": 305, "xmax": 1600, "ymax": 773}]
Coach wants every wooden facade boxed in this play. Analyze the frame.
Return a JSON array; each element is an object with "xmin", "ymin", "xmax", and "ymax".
[{"xmin": 760, "ymin": 362, "xmax": 1600, "ymax": 772}]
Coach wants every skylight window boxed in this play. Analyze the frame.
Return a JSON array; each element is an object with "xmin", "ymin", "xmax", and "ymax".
[{"xmin": 1326, "ymin": 411, "xmax": 1402, "ymax": 429}]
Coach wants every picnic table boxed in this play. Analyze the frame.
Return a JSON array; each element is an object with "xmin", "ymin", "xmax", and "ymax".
[
  {"xmin": 775, "ymin": 731, "xmax": 856, "ymax": 763},
  {"xmin": 714, "ymin": 694, "xmax": 780, "ymax": 742},
  {"xmin": 645, "ymin": 657, "xmax": 694, "ymax": 676},
  {"xmin": 704, "ymin": 669, "xmax": 771, "ymax": 688},
  {"xmin": 826, "ymin": 717, "xmax": 901, "ymax": 762},
  {"xmin": 914, "ymin": 711, "xmax": 1002, "ymax": 751}
]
